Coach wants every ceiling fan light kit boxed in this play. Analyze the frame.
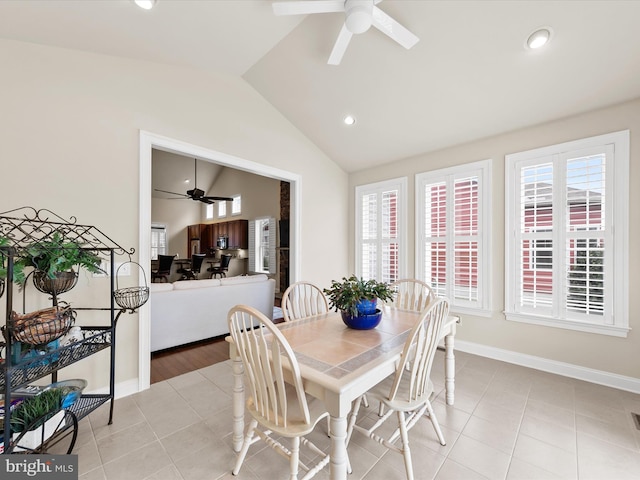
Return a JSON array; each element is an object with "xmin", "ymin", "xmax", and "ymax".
[
  {"xmin": 272, "ymin": 0, "xmax": 419, "ymax": 65},
  {"xmin": 345, "ymin": 0, "xmax": 373, "ymax": 34}
]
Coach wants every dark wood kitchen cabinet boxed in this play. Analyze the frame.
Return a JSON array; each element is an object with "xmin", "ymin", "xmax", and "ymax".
[
  {"xmin": 227, "ymin": 219, "xmax": 248, "ymax": 249},
  {"xmin": 187, "ymin": 219, "xmax": 247, "ymax": 253}
]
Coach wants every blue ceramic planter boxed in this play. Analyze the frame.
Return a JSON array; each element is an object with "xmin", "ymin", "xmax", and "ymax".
[
  {"xmin": 341, "ymin": 308, "xmax": 382, "ymax": 330},
  {"xmin": 356, "ymin": 298, "xmax": 378, "ymax": 315}
]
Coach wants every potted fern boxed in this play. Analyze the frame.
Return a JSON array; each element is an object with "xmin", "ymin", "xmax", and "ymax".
[
  {"xmin": 323, "ymin": 275, "xmax": 394, "ymax": 329},
  {"xmin": 13, "ymin": 233, "xmax": 103, "ymax": 302}
]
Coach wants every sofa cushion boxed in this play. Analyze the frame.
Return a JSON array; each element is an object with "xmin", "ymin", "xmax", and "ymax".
[
  {"xmin": 172, "ymin": 278, "xmax": 222, "ymax": 290},
  {"xmin": 150, "ymin": 283, "xmax": 174, "ymax": 293},
  {"xmin": 220, "ymin": 274, "xmax": 268, "ymax": 286}
]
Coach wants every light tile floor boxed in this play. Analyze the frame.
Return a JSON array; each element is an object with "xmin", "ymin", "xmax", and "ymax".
[{"xmin": 78, "ymin": 350, "xmax": 640, "ymax": 480}]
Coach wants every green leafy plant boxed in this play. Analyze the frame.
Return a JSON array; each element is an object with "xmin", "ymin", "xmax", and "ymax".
[
  {"xmin": 323, "ymin": 275, "xmax": 395, "ymax": 317},
  {"xmin": 12, "ymin": 232, "xmax": 103, "ymax": 285},
  {"xmin": 9, "ymin": 388, "xmax": 64, "ymax": 433}
]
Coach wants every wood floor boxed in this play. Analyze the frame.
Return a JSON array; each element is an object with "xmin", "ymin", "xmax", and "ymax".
[
  {"xmin": 150, "ymin": 304, "xmax": 284, "ymax": 384},
  {"xmin": 150, "ymin": 336, "xmax": 230, "ymax": 384}
]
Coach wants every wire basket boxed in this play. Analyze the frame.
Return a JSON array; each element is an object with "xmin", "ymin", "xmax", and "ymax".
[
  {"xmin": 9, "ymin": 305, "xmax": 75, "ymax": 346},
  {"xmin": 113, "ymin": 262, "xmax": 149, "ymax": 311},
  {"xmin": 32, "ymin": 270, "xmax": 79, "ymax": 296}
]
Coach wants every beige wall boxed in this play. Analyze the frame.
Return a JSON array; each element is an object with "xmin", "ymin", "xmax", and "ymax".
[
  {"xmin": 151, "ymin": 198, "xmax": 200, "ymax": 259},
  {"xmin": 349, "ymin": 98, "xmax": 640, "ymax": 380},
  {"xmin": 207, "ymin": 167, "xmax": 281, "ymax": 223},
  {"xmin": 0, "ymin": 39, "xmax": 349, "ymax": 391}
]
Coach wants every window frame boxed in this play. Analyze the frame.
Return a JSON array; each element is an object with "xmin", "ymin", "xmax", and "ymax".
[
  {"xmin": 248, "ymin": 217, "xmax": 276, "ymax": 275},
  {"xmin": 218, "ymin": 201, "xmax": 227, "ymax": 218},
  {"xmin": 505, "ymin": 130, "xmax": 629, "ymax": 337},
  {"xmin": 355, "ymin": 177, "xmax": 407, "ymax": 283},
  {"xmin": 150, "ymin": 223, "xmax": 168, "ymax": 261},
  {"xmin": 415, "ymin": 159, "xmax": 492, "ymax": 315},
  {"xmin": 231, "ymin": 195, "xmax": 241, "ymax": 216}
]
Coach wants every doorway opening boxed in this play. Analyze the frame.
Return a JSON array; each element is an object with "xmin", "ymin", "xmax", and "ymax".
[{"xmin": 139, "ymin": 131, "xmax": 301, "ymax": 391}]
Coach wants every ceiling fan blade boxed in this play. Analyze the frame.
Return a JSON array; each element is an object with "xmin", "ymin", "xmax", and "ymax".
[
  {"xmin": 328, "ymin": 24, "xmax": 353, "ymax": 65},
  {"xmin": 371, "ymin": 5, "xmax": 419, "ymax": 49},
  {"xmin": 202, "ymin": 196, "xmax": 234, "ymax": 202},
  {"xmin": 198, "ymin": 198, "xmax": 215, "ymax": 205},
  {"xmin": 272, "ymin": 0, "xmax": 345, "ymax": 16},
  {"xmin": 154, "ymin": 188, "xmax": 188, "ymax": 198}
]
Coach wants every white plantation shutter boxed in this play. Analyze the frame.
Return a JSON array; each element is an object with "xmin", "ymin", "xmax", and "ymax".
[
  {"xmin": 453, "ymin": 176, "xmax": 479, "ymax": 303},
  {"xmin": 248, "ymin": 220, "xmax": 255, "ymax": 272},
  {"xmin": 267, "ymin": 217, "xmax": 277, "ymax": 275},
  {"xmin": 518, "ymin": 162, "xmax": 554, "ymax": 313},
  {"xmin": 505, "ymin": 131, "xmax": 629, "ymax": 337},
  {"xmin": 356, "ymin": 178, "xmax": 406, "ymax": 283},
  {"xmin": 248, "ymin": 217, "xmax": 276, "ymax": 274},
  {"xmin": 417, "ymin": 160, "xmax": 491, "ymax": 313}
]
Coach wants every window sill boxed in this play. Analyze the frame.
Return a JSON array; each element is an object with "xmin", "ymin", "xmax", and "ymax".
[{"xmin": 504, "ymin": 312, "xmax": 630, "ymax": 338}]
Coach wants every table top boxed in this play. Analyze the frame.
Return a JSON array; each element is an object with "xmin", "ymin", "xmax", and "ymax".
[{"xmin": 266, "ymin": 306, "xmax": 459, "ymax": 396}]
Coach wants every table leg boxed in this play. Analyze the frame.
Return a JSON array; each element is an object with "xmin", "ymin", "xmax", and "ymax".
[
  {"xmin": 444, "ymin": 332, "xmax": 455, "ymax": 406},
  {"xmin": 329, "ymin": 415, "xmax": 348, "ymax": 480},
  {"xmin": 230, "ymin": 345, "xmax": 245, "ymax": 452}
]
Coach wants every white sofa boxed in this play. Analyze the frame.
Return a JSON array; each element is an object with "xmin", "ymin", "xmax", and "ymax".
[{"xmin": 149, "ymin": 274, "xmax": 275, "ymax": 352}]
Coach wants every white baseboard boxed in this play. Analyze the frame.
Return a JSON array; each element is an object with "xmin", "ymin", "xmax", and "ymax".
[
  {"xmin": 88, "ymin": 377, "xmax": 144, "ymax": 400},
  {"xmin": 454, "ymin": 339, "xmax": 640, "ymax": 394}
]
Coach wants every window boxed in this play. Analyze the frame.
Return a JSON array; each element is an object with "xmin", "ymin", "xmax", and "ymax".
[
  {"xmin": 248, "ymin": 217, "xmax": 276, "ymax": 274},
  {"xmin": 205, "ymin": 203, "xmax": 214, "ymax": 219},
  {"xmin": 355, "ymin": 177, "xmax": 406, "ymax": 283},
  {"xmin": 218, "ymin": 201, "xmax": 226, "ymax": 218},
  {"xmin": 416, "ymin": 160, "xmax": 491, "ymax": 313},
  {"xmin": 505, "ymin": 130, "xmax": 629, "ymax": 337},
  {"xmin": 231, "ymin": 195, "xmax": 241, "ymax": 216},
  {"xmin": 150, "ymin": 224, "xmax": 167, "ymax": 260}
]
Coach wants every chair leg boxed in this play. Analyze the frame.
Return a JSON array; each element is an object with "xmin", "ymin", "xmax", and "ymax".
[
  {"xmin": 232, "ymin": 419, "xmax": 257, "ymax": 475},
  {"xmin": 289, "ymin": 436, "xmax": 300, "ymax": 480},
  {"xmin": 425, "ymin": 401, "xmax": 446, "ymax": 446},
  {"xmin": 345, "ymin": 396, "xmax": 364, "ymax": 447},
  {"xmin": 397, "ymin": 411, "xmax": 414, "ymax": 480}
]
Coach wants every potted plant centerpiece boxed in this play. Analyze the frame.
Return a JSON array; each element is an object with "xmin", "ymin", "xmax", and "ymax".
[
  {"xmin": 324, "ymin": 275, "xmax": 395, "ymax": 330},
  {"xmin": 13, "ymin": 233, "xmax": 103, "ymax": 303}
]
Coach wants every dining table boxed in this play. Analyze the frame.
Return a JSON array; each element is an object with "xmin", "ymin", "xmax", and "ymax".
[{"xmin": 226, "ymin": 305, "xmax": 460, "ymax": 480}]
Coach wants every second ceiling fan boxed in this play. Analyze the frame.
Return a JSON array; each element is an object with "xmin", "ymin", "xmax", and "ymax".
[
  {"xmin": 155, "ymin": 158, "xmax": 233, "ymax": 205},
  {"xmin": 272, "ymin": 0, "xmax": 419, "ymax": 65}
]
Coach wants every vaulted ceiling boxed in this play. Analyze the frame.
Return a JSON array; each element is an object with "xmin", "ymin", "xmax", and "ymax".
[{"xmin": 2, "ymin": 0, "xmax": 639, "ymax": 172}]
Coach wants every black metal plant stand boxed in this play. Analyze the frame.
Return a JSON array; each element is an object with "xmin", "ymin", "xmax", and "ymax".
[{"xmin": 0, "ymin": 207, "xmax": 143, "ymax": 455}]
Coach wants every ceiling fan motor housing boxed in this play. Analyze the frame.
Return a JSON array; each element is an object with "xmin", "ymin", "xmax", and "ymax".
[
  {"xmin": 345, "ymin": 0, "xmax": 373, "ymax": 34},
  {"xmin": 187, "ymin": 188, "xmax": 205, "ymax": 198}
]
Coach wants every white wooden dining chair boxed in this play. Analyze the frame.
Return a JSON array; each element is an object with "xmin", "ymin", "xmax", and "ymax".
[
  {"xmin": 280, "ymin": 281, "xmax": 364, "ymax": 425},
  {"xmin": 387, "ymin": 278, "xmax": 436, "ymax": 312},
  {"xmin": 345, "ymin": 298, "xmax": 449, "ymax": 480},
  {"xmin": 281, "ymin": 281, "xmax": 329, "ymax": 322},
  {"xmin": 376, "ymin": 278, "xmax": 437, "ymax": 415},
  {"xmin": 227, "ymin": 305, "xmax": 331, "ymax": 480}
]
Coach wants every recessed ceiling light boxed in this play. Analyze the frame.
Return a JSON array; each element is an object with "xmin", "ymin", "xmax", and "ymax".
[
  {"xmin": 184, "ymin": 179, "xmax": 190, "ymax": 184},
  {"xmin": 526, "ymin": 28, "xmax": 552, "ymax": 49},
  {"xmin": 134, "ymin": 0, "xmax": 157, "ymax": 10},
  {"xmin": 344, "ymin": 115, "xmax": 356, "ymax": 126}
]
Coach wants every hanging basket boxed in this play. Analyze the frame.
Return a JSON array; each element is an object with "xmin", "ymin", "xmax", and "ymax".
[
  {"xmin": 9, "ymin": 305, "xmax": 75, "ymax": 346},
  {"xmin": 113, "ymin": 262, "xmax": 149, "ymax": 311},
  {"xmin": 32, "ymin": 270, "xmax": 78, "ymax": 296}
]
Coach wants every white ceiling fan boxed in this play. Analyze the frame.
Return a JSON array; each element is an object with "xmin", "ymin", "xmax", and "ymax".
[{"xmin": 272, "ymin": 0, "xmax": 419, "ymax": 65}]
